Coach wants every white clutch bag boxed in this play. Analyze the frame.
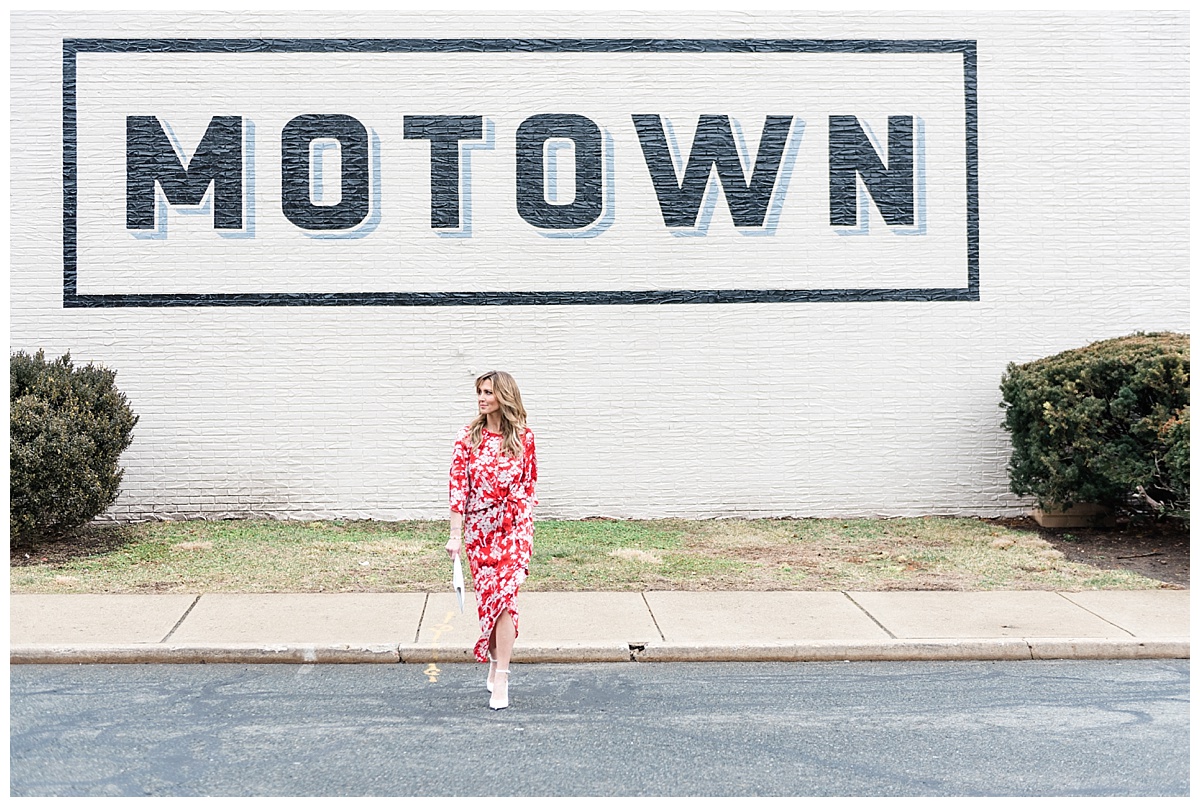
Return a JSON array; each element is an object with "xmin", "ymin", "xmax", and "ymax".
[{"xmin": 452, "ymin": 554, "xmax": 465, "ymax": 613}]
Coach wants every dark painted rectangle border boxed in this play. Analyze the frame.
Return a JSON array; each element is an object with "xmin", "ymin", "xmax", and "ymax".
[{"xmin": 62, "ymin": 38, "xmax": 979, "ymax": 307}]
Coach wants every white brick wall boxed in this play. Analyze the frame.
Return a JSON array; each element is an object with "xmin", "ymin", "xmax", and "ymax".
[{"xmin": 9, "ymin": 12, "xmax": 1190, "ymax": 521}]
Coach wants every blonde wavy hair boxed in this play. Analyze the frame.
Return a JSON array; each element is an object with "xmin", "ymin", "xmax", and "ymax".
[{"xmin": 469, "ymin": 370, "xmax": 527, "ymax": 458}]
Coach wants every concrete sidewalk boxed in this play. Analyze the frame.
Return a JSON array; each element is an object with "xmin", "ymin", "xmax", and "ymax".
[{"xmin": 9, "ymin": 590, "xmax": 1189, "ymax": 664}]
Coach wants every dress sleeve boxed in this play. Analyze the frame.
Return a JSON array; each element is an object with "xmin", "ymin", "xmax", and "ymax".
[
  {"xmin": 449, "ymin": 431, "xmax": 470, "ymax": 514},
  {"xmin": 523, "ymin": 429, "xmax": 538, "ymax": 504}
]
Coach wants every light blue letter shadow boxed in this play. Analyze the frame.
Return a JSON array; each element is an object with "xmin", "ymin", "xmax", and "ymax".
[
  {"xmin": 438, "ymin": 118, "xmax": 496, "ymax": 239},
  {"xmin": 541, "ymin": 129, "xmax": 615, "ymax": 239},
  {"xmin": 892, "ymin": 117, "xmax": 926, "ymax": 236},
  {"xmin": 308, "ymin": 129, "xmax": 382, "ymax": 240},
  {"xmin": 741, "ymin": 117, "xmax": 804, "ymax": 237},
  {"xmin": 220, "ymin": 118, "xmax": 256, "ymax": 239},
  {"xmin": 545, "ymin": 139, "xmax": 571, "ymax": 205},
  {"xmin": 664, "ymin": 116, "xmax": 734, "ymax": 238},
  {"xmin": 836, "ymin": 117, "xmax": 924, "ymax": 237}
]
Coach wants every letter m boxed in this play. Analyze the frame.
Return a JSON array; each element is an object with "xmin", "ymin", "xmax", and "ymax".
[{"xmin": 126, "ymin": 116, "xmax": 243, "ymax": 230}]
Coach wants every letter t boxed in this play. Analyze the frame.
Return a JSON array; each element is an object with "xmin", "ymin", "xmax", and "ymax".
[{"xmin": 403, "ymin": 115, "xmax": 485, "ymax": 229}]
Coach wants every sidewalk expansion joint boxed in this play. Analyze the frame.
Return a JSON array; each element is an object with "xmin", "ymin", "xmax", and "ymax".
[
  {"xmin": 841, "ymin": 591, "xmax": 897, "ymax": 639},
  {"xmin": 160, "ymin": 595, "xmax": 201, "ymax": 643},
  {"xmin": 1052, "ymin": 592, "xmax": 1136, "ymax": 638},
  {"xmin": 641, "ymin": 592, "xmax": 666, "ymax": 642},
  {"xmin": 413, "ymin": 593, "xmax": 431, "ymax": 644}
]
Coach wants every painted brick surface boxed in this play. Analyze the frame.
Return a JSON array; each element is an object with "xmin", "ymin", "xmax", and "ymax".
[{"xmin": 9, "ymin": 12, "xmax": 1189, "ymax": 521}]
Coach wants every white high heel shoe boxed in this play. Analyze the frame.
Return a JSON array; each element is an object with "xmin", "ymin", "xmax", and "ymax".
[
  {"xmin": 489, "ymin": 670, "xmax": 509, "ymax": 710},
  {"xmin": 487, "ymin": 658, "xmax": 498, "ymax": 693}
]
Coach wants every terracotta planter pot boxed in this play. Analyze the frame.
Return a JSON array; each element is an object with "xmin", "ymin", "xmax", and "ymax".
[{"xmin": 1031, "ymin": 502, "xmax": 1115, "ymax": 529}]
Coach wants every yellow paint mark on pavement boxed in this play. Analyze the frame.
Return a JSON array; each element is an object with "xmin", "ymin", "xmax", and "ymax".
[{"xmin": 424, "ymin": 609, "xmax": 461, "ymax": 683}]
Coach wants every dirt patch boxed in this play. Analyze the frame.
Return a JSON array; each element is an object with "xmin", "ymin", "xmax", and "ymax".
[
  {"xmin": 986, "ymin": 516, "xmax": 1189, "ymax": 588},
  {"xmin": 10, "ymin": 524, "xmax": 141, "ymax": 566}
]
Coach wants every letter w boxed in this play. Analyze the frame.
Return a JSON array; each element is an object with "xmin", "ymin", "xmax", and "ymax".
[
  {"xmin": 632, "ymin": 115, "xmax": 793, "ymax": 229},
  {"xmin": 126, "ymin": 116, "xmax": 243, "ymax": 230}
]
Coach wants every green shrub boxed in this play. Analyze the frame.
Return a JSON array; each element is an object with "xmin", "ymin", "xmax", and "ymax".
[
  {"xmin": 10, "ymin": 350, "xmax": 139, "ymax": 542},
  {"xmin": 999, "ymin": 332, "xmax": 1189, "ymax": 515}
]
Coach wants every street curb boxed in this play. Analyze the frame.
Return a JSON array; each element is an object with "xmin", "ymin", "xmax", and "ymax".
[
  {"xmin": 637, "ymin": 638, "xmax": 1190, "ymax": 662},
  {"xmin": 9, "ymin": 638, "xmax": 1188, "ymax": 664},
  {"xmin": 1027, "ymin": 638, "xmax": 1190, "ymax": 660},
  {"xmin": 637, "ymin": 639, "xmax": 1034, "ymax": 662},
  {"xmin": 399, "ymin": 643, "xmax": 633, "ymax": 664},
  {"xmin": 8, "ymin": 644, "xmax": 400, "ymax": 664}
]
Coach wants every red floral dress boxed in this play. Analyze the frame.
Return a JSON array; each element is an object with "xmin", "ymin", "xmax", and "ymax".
[{"xmin": 449, "ymin": 425, "xmax": 537, "ymax": 663}]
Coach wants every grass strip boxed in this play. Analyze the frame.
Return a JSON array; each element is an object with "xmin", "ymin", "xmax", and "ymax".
[{"xmin": 9, "ymin": 517, "xmax": 1167, "ymax": 594}]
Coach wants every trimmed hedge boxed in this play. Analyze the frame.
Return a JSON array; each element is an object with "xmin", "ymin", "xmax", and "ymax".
[
  {"xmin": 999, "ymin": 332, "xmax": 1189, "ymax": 515},
  {"xmin": 10, "ymin": 350, "xmax": 139, "ymax": 542}
]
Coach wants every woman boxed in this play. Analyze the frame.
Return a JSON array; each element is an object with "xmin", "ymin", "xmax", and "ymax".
[{"xmin": 446, "ymin": 370, "xmax": 537, "ymax": 710}]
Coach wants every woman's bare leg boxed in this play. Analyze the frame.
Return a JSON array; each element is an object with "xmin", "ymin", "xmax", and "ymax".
[
  {"xmin": 486, "ymin": 622, "xmax": 499, "ymax": 691},
  {"xmin": 488, "ymin": 609, "xmax": 516, "ymax": 708},
  {"xmin": 492, "ymin": 609, "xmax": 516, "ymax": 669}
]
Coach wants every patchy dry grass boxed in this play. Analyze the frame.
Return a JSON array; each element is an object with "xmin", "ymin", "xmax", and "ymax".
[
  {"xmin": 608, "ymin": 548, "xmax": 664, "ymax": 564},
  {"xmin": 8, "ymin": 516, "xmax": 1169, "ymax": 594}
]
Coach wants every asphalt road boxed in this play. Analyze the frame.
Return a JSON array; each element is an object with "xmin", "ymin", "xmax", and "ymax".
[{"xmin": 9, "ymin": 660, "xmax": 1189, "ymax": 797}]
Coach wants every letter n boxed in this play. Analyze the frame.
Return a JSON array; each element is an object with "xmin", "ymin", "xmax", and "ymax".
[
  {"xmin": 126, "ymin": 116, "xmax": 243, "ymax": 230},
  {"xmin": 828, "ymin": 115, "xmax": 914, "ymax": 227}
]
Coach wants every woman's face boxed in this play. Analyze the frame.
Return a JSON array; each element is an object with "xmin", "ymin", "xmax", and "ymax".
[{"xmin": 477, "ymin": 378, "xmax": 500, "ymax": 418}]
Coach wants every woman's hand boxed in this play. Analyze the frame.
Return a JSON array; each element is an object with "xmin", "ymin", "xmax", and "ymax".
[{"xmin": 447, "ymin": 510, "xmax": 464, "ymax": 557}]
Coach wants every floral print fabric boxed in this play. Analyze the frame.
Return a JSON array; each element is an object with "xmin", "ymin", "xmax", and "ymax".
[{"xmin": 449, "ymin": 426, "xmax": 537, "ymax": 663}]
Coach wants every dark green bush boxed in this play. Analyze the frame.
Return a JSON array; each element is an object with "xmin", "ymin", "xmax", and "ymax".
[
  {"xmin": 10, "ymin": 350, "xmax": 139, "ymax": 542},
  {"xmin": 1000, "ymin": 332, "xmax": 1189, "ymax": 515}
]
